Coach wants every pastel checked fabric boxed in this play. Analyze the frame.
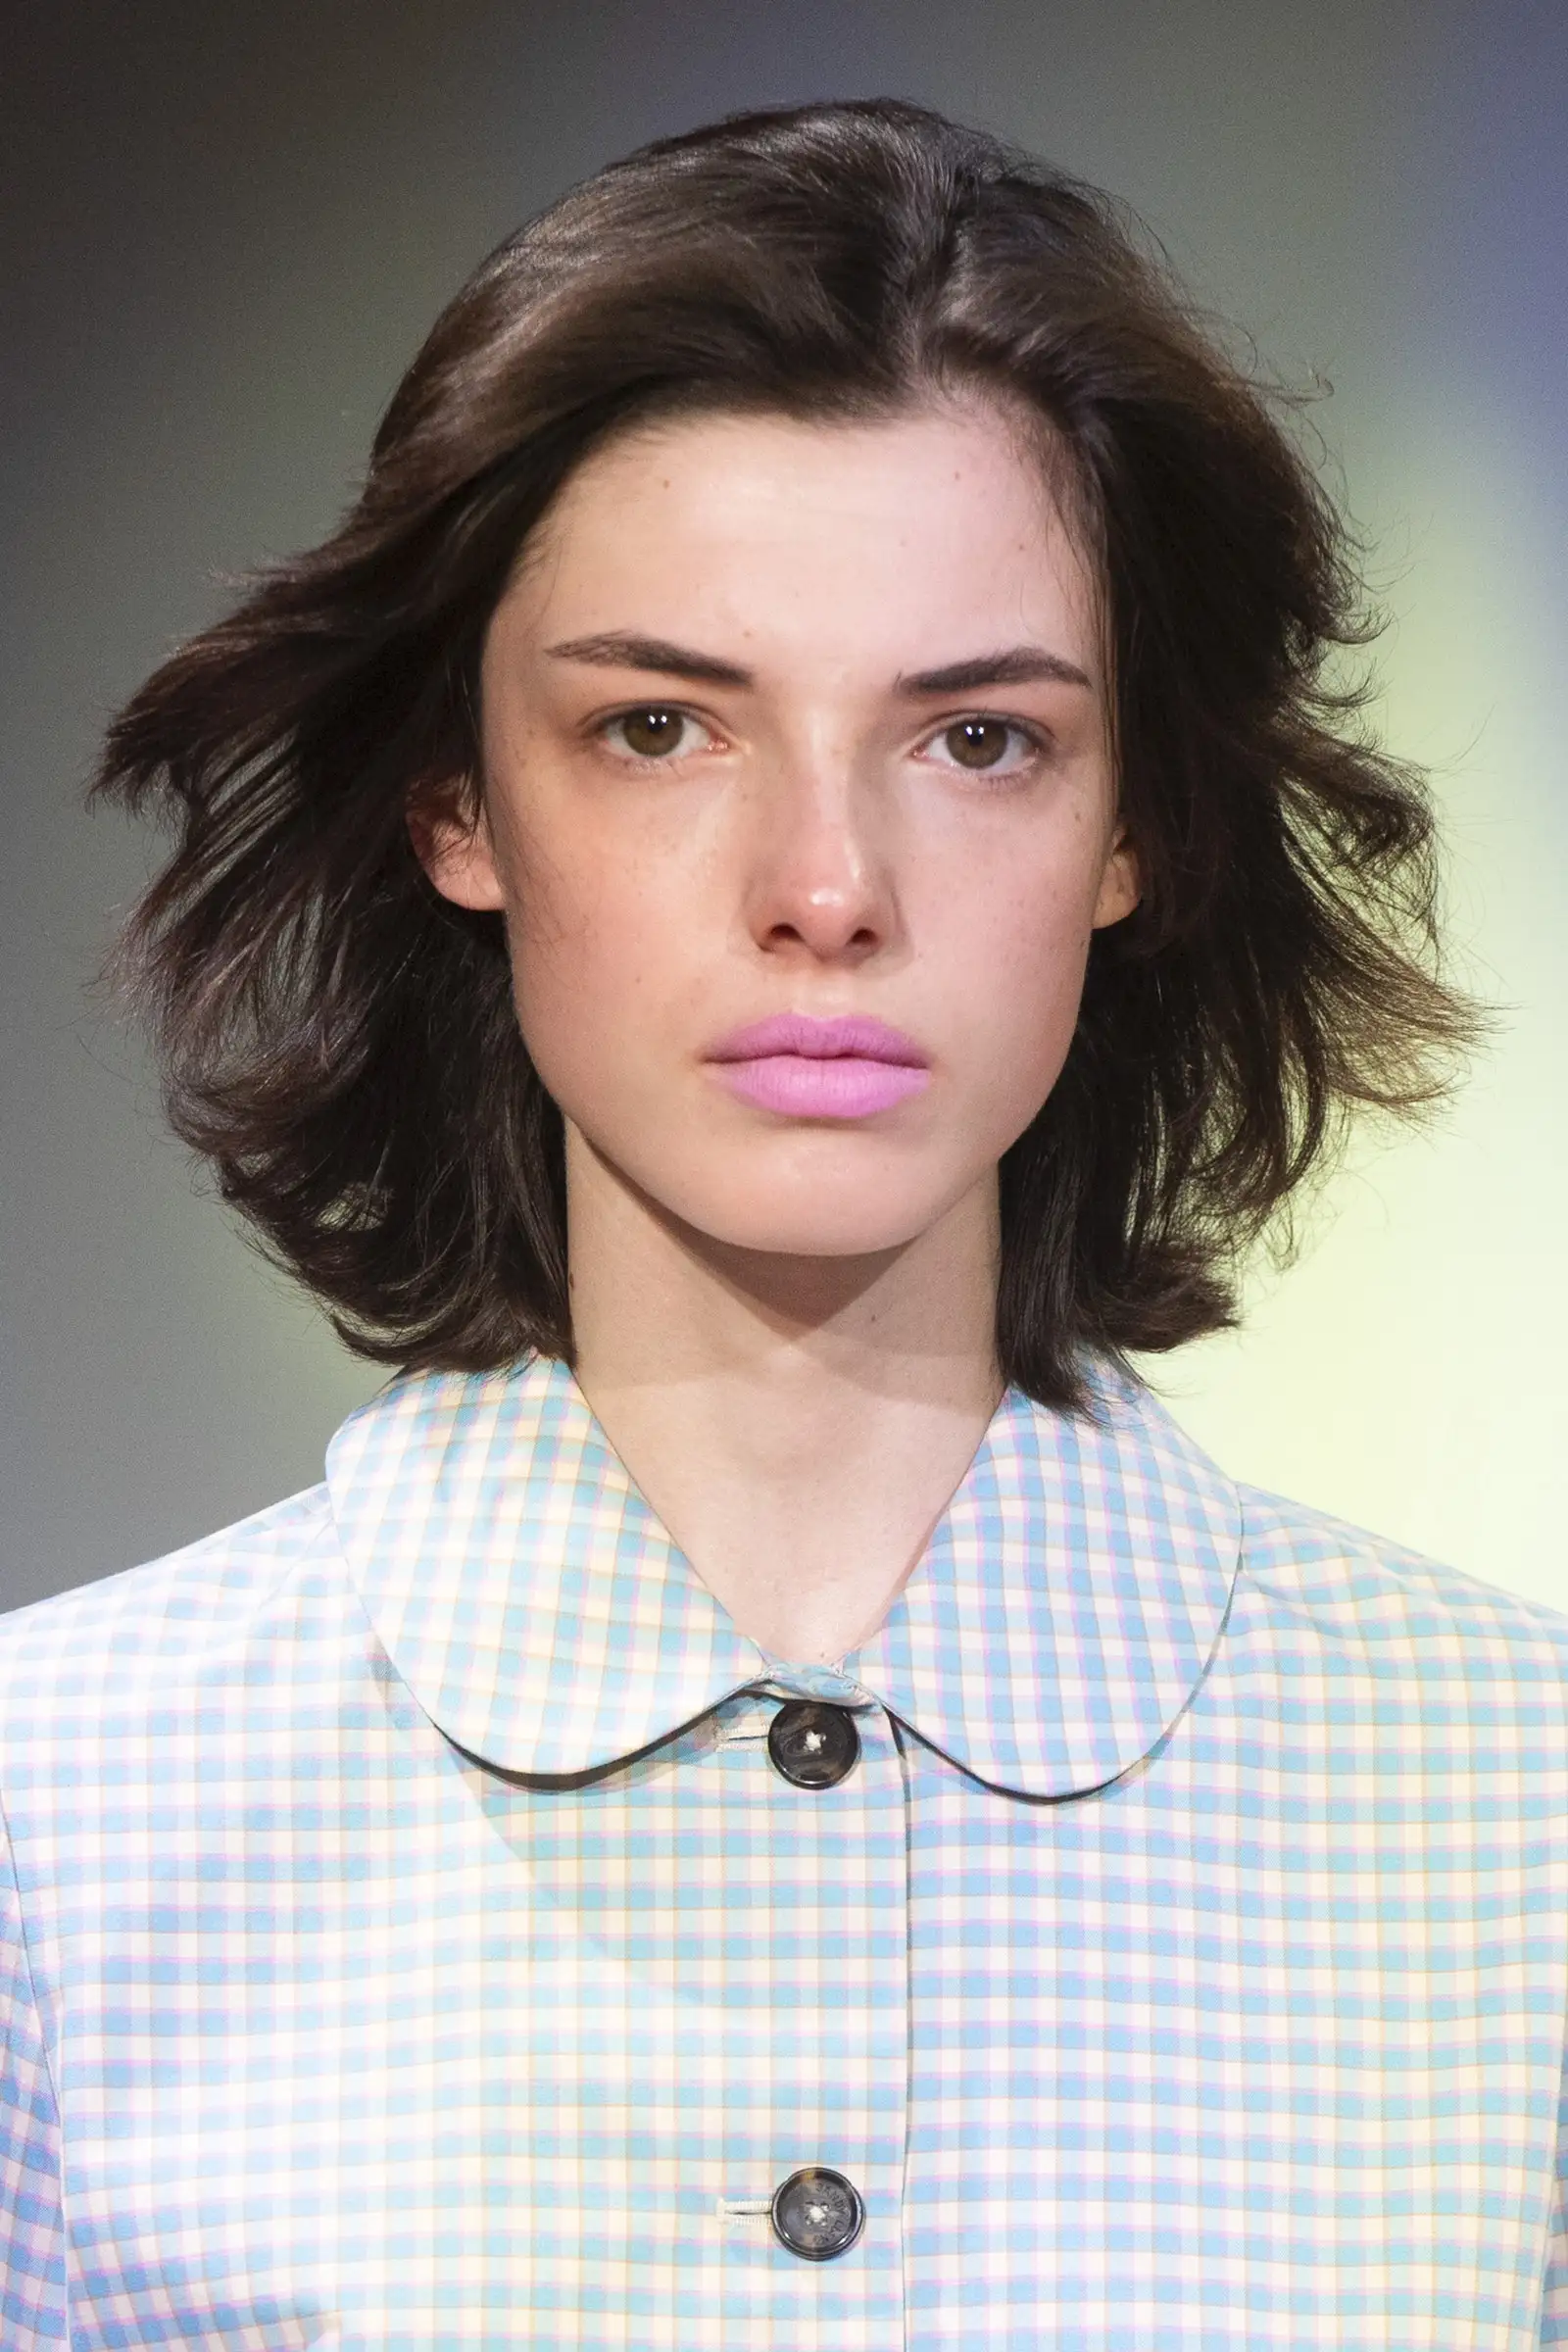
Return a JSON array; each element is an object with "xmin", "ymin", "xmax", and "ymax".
[{"xmin": 0, "ymin": 1349, "xmax": 1566, "ymax": 2348}]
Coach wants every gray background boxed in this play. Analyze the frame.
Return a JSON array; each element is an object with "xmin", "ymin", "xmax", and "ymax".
[{"xmin": 4, "ymin": 0, "xmax": 1565, "ymax": 1613}]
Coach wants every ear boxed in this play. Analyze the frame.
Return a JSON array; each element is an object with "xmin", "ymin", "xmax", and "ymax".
[
  {"xmin": 1091, "ymin": 821, "xmax": 1142, "ymax": 930},
  {"xmin": 406, "ymin": 775, "xmax": 507, "ymax": 912}
]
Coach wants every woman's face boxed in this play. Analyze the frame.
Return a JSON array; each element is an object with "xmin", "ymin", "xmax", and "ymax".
[{"xmin": 416, "ymin": 399, "xmax": 1140, "ymax": 1260}]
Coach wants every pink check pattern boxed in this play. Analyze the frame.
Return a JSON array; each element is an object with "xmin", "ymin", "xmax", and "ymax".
[{"xmin": 2, "ymin": 1350, "xmax": 1567, "ymax": 2347}]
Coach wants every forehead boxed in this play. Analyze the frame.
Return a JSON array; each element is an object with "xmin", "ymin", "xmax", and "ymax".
[{"xmin": 502, "ymin": 398, "xmax": 1101, "ymax": 663}]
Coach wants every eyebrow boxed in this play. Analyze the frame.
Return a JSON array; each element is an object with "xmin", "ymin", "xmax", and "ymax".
[
  {"xmin": 895, "ymin": 647, "xmax": 1092, "ymax": 696},
  {"xmin": 543, "ymin": 632, "xmax": 1093, "ymax": 695},
  {"xmin": 544, "ymin": 632, "xmax": 752, "ymax": 686}
]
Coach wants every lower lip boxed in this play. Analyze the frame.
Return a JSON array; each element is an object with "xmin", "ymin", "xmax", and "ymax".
[{"xmin": 710, "ymin": 1054, "xmax": 932, "ymax": 1118}]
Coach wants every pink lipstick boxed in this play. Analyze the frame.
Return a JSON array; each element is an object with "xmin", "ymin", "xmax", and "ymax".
[{"xmin": 705, "ymin": 1012, "xmax": 931, "ymax": 1119}]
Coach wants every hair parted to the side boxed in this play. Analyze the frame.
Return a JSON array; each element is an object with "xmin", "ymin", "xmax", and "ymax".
[{"xmin": 93, "ymin": 96, "xmax": 1491, "ymax": 1416}]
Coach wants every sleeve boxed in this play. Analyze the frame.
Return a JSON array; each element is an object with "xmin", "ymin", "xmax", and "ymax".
[
  {"xmin": 0, "ymin": 1810, "xmax": 66, "ymax": 2344},
  {"xmin": 1541, "ymin": 2047, "xmax": 1568, "ymax": 2343}
]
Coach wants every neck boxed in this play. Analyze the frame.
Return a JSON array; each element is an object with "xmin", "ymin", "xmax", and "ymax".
[{"xmin": 564, "ymin": 1124, "xmax": 1004, "ymax": 1665}]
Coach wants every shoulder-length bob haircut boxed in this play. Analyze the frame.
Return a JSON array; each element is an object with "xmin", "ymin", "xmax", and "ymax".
[{"xmin": 96, "ymin": 97, "xmax": 1487, "ymax": 1415}]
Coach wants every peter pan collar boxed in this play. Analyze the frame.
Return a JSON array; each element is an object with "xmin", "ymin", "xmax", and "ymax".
[{"xmin": 325, "ymin": 1351, "xmax": 1242, "ymax": 1800}]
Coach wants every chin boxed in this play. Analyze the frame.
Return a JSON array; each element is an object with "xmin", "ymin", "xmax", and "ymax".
[
  {"xmin": 665, "ymin": 1178, "xmax": 956, "ymax": 1262},
  {"xmin": 570, "ymin": 1117, "xmax": 990, "ymax": 1261}
]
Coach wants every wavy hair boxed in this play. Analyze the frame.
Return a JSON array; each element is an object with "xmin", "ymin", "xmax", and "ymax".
[{"xmin": 92, "ymin": 97, "xmax": 1489, "ymax": 1413}]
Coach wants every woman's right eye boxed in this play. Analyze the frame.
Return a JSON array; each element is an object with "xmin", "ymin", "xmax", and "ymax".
[{"xmin": 600, "ymin": 707, "xmax": 711, "ymax": 760}]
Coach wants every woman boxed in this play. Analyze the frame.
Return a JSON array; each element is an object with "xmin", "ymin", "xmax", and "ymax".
[{"xmin": 3, "ymin": 97, "xmax": 1562, "ymax": 2350}]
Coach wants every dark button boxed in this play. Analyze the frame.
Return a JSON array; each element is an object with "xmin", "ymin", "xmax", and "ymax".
[
  {"xmin": 770, "ymin": 2166, "xmax": 865, "ymax": 2260},
  {"xmin": 766, "ymin": 1701, "xmax": 859, "ymax": 1788}
]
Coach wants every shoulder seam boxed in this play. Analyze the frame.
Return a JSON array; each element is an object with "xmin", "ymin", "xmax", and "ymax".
[
  {"xmin": 0, "ymin": 1787, "xmax": 63, "ymax": 2152},
  {"xmin": 0, "ymin": 1484, "xmax": 346, "ymax": 1675}
]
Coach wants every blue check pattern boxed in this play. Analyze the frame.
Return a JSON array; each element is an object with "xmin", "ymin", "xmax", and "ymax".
[{"xmin": 3, "ymin": 1350, "xmax": 1568, "ymax": 2348}]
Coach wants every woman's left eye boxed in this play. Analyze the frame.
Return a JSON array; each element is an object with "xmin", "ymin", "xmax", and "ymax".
[
  {"xmin": 918, "ymin": 716, "xmax": 1047, "ymax": 774},
  {"xmin": 600, "ymin": 708, "xmax": 713, "ymax": 761}
]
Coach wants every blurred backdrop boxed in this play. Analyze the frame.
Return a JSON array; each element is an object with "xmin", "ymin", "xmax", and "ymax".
[{"xmin": 3, "ymin": 0, "xmax": 1564, "ymax": 1613}]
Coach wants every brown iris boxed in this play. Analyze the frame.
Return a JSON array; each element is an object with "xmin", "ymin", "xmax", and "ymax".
[
  {"xmin": 618, "ymin": 709, "xmax": 684, "ymax": 757},
  {"xmin": 943, "ymin": 717, "xmax": 1015, "ymax": 768}
]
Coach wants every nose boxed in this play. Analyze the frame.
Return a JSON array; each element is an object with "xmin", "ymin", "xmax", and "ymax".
[{"xmin": 740, "ymin": 751, "xmax": 899, "ymax": 967}]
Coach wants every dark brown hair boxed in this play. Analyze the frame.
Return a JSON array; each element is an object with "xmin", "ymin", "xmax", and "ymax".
[{"xmin": 93, "ymin": 97, "xmax": 1488, "ymax": 1414}]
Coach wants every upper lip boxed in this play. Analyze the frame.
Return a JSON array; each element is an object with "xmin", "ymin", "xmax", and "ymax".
[{"xmin": 706, "ymin": 1012, "xmax": 928, "ymax": 1065}]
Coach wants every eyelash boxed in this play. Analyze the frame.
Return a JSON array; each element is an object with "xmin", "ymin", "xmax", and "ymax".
[
  {"xmin": 918, "ymin": 715, "xmax": 1053, "ymax": 776},
  {"xmin": 595, "ymin": 708, "xmax": 721, "ymax": 764},
  {"xmin": 593, "ymin": 706, "xmax": 1054, "ymax": 774}
]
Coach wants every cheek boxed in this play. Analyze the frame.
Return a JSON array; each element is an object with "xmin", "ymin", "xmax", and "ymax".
[
  {"xmin": 955, "ymin": 864, "xmax": 1098, "ymax": 1057},
  {"xmin": 922, "ymin": 860, "xmax": 1100, "ymax": 1165},
  {"xmin": 498, "ymin": 842, "xmax": 687, "ymax": 1096}
]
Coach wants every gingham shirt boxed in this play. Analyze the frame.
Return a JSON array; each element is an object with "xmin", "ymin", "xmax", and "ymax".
[{"xmin": 3, "ymin": 1351, "xmax": 1568, "ymax": 2349}]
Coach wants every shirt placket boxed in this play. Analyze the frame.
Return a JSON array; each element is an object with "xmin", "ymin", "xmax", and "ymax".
[
  {"xmin": 703, "ymin": 1679, "xmax": 909, "ymax": 2352},
  {"xmin": 476, "ymin": 1679, "xmax": 910, "ymax": 2350}
]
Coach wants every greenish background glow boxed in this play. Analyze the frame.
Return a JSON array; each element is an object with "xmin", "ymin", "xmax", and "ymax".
[{"xmin": 3, "ymin": 0, "xmax": 1562, "ymax": 1612}]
